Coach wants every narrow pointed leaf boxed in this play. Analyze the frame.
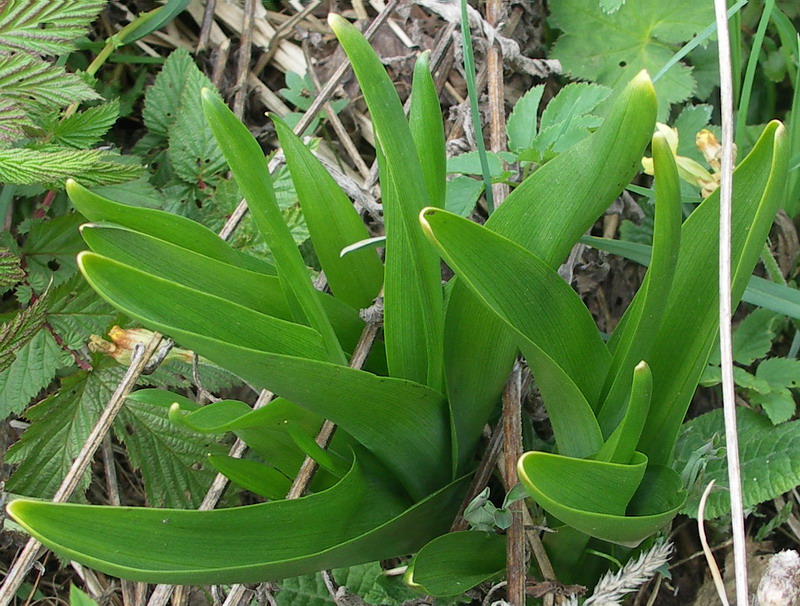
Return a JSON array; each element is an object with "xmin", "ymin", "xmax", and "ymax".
[
  {"xmin": 442, "ymin": 71, "xmax": 657, "ymax": 470},
  {"xmin": 640, "ymin": 121, "xmax": 788, "ymax": 464},
  {"xmin": 201, "ymin": 89, "xmax": 346, "ymax": 365},
  {"xmin": 598, "ymin": 132, "xmax": 681, "ymax": 434},
  {"xmin": 330, "ymin": 15, "xmax": 444, "ymax": 390},
  {"xmin": 595, "ymin": 361, "xmax": 652, "ymax": 464},
  {"xmin": 80, "ymin": 224, "xmax": 365, "ymax": 353},
  {"xmin": 78, "ymin": 252, "xmax": 327, "ymax": 361},
  {"xmin": 410, "ymin": 51, "xmax": 446, "ymax": 208},
  {"xmin": 272, "ymin": 116, "xmax": 383, "ymax": 309}
]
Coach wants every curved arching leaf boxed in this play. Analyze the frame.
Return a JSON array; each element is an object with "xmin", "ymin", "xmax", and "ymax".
[
  {"xmin": 8, "ymin": 458, "xmax": 470, "ymax": 584},
  {"xmin": 517, "ymin": 451, "xmax": 684, "ymax": 546}
]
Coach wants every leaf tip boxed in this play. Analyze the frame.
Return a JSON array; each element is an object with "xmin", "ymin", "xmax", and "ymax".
[{"xmin": 328, "ymin": 13, "xmax": 348, "ymax": 33}]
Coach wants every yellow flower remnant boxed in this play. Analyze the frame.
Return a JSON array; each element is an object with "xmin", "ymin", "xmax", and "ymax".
[
  {"xmin": 89, "ymin": 326, "xmax": 193, "ymax": 365},
  {"xmin": 641, "ymin": 123, "xmax": 735, "ymax": 198}
]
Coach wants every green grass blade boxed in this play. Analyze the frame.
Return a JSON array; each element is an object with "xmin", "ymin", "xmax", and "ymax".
[
  {"xmin": 272, "ymin": 116, "xmax": 383, "ymax": 309},
  {"xmin": 7, "ymin": 461, "xmax": 469, "ymax": 584},
  {"xmin": 443, "ymin": 71, "xmax": 657, "ymax": 470},
  {"xmin": 735, "ymin": 0, "xmax": 775, "ymax": 144},
  {"xmin": 582, "ymin": 235, "xmax": 800, "ymax": 321},
  {"xmin": 66, "ymin": 180, "xmax": 274, "ymax": 275},
  {"xmin": 329, "ymin": 15, "xmax": 444, "ymax": 390},
  {"xmin": 201, "ymin": 89, "xmax": 346, "ymax": 365},
  {"xmin": 459, "ymin": 0, "xmax": 494, "ymax": 213},
  {"xmin": 410, "ymin": 51, "xmax": 446, "ymax": 209},
  {"xmin": 206, "ymin": 455, "xmax": 292, "ymax": 500}
]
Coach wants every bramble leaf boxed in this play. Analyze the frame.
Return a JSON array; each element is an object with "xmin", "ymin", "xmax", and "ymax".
[
  {"xmin": 0, "ymin": 148, "xmax": 142, "ymax": 187},
  {"xmin": 49, "ymin": 100, "xmax": 120, "ymax": 149},
  {"xmin": 0, "ymin": 53, "xmax": 99, "ymax": 110},
  {"xmin": 0, "ymin": 329, "xmax": 72, "ymax": 417},
  {"xmin": 675, "ymin": 407, "xmax": 800, "ymax": 518},
  {"xmin": 0, "ymin": 245, "xmax": 25, "ymax": 289},
  {"xmin": 549, "ymin": 0, "xmax": 714, "ymax": 113},
  {"xmin": 0, "ymin": 293, "xmax": 45, "ymax": 372},
  {"xmin": 6, "ymin": 365, "xmax": 125, "ymax": 500},
  {"xmin": 0, "ymin": 0, "xmax": 107, "ymax": 55},
  {"xmin": 46, "ymin": 275, "xmax": 115, "ymax": 350}
]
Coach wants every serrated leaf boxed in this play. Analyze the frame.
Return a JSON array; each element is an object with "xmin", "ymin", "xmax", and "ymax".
[
  {"xmin": 0, "ymin": 53, "xmax": 99, "ymax": 110},
  {"xmin": 755, "ymin": 357, "xmax": 800, "ymax": 389},
  {"xmin": 143, "ymin": 48, "xmax": 214, "ymax": 139},
  {"xmin": 0, "ymin": 293, "xmax": 45, "ymax": 371},
  {"xmin": 673, "ymin": 104, "xmax": 713, "ymax": 162},
  {"xmin": 549, "ymin": 0, "xmax": 714, "ymax": 114},
  {"xmin": 0, "ymin": 98, "xmax": 32, "ymax": 144},
  {"xmin": 114, "ymin": 397, "xmax": 223, "ymax": 508},
  {"xmin": 0, "ymin": 245, "xmax": 24, "ymax": 288},
  {"xmin": 675, "ymin": 407, "xmax": 800, "ymax": 518},
  {"xmin": 167, "ymin": 86, "xmax": 226, "ymax": 185},
  {"xmin": 732, "ymin": 308, "xmax": 779, "ymax": 365},
  {"xmin": 506, "ymin": 85, "xmax": 544, "ymax": 152},
  {"xmin": 0, "ymin": 329, "xmax": 70, "ymax": 416},
  {"xmin": 22, "ymin": 212, "xmax": 84, "ymax": 292},
  {"xmin": 0, "ymin": 147, "xmax": 142, "ymax": 187},
  {"xmin": 751, "ymin": 390, "xmax": 795, "ymax": 425},
  {"xmin": 46, "ymin": 274, "xmax": 115, "ymax": 349},
  {"xmin": 6, "ymin": 365, "xmax": 124, "ymax": 499},
  {"xmin": 539, "ymin": 82, "xmax": 610, "ymax": 134},
  {"xmin": 50, "ymin": 100, "xmax": 120, "ymax": 149},
  {"xmin": 0, "ymin": 0, "xmax": 107, "ymax": 55},
  {"xmin": 444, "ymin": 176, "xmax": 483, "ymax": 217}
]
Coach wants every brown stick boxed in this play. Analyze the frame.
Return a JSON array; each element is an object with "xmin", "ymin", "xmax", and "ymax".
[
  {"xmin": 232, "ymin": 0, "xmax": 257, "ymax": 118},
  {"xmin": 501, "ymin": 364, "xmax": 526, "ymax": 606},
  {"xmin": 486, "ymin": 0, "xmax": 509, "ymax": 206}
]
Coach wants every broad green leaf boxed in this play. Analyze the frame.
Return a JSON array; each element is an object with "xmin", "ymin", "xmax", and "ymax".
[
  {"xmin": 750, "ymin": 390, "xmax": 795, "ymax": 425},
  {"xmin": 675, "ymin": 407, "xmax": 800, "ymax": 518},
  {"xmin": 410, "ymin": 51, "xmax": 446, "ymax": 208},
  {"xmin": 117, "ymin": 0, "xmax": 190, "ymax": 45},
  {"xmin": 79, "ymin": 252, "xmax": 327, "ymax": 361},
  {"xmin": 0, "ymin": 54, "xmax": 99, "ymax": 109},
  {"xmin": 639, "ymin": 121, "xmax": 788, "ymax": 464},
  {"xmin": 420, "ymin": 208, "xmax": 605, "ymax": 458},
  {"xmin": 69, "ymin": 585, "xmax": 98, "ymax": 606},
  {"xmin": 206, "ymin": 455, "xmax": 292, "ymax": 500},
  {"xmin": 330, "ymin": 15, "xmax": 444, "ymax": 390},
  {"xmin": 79, "ymin": 224, "xmax": 365, "ymax": 354},
  {"xmin": 0, "ymin": 148, "xmax": 142, "ymax": 187},
  {"xmin": 46, "ymin": 275, "xmax": 115, "ymax": 350},
  {"xmin": 21, "ymin": 213, "xmax": 83, "ymax": 292},
  {"xmin": 78, "ymin": 252, "xmax": 451, "ymax": 498},
  {"xmin": 506, "ymin": 85, "xmax": 544, "ymax": 152},
  {"xmin": 409, "ymin": 531, "xmax": 506, "ymax": 597},
  {"xmin": 549, "ymin": 0, "xmax": 714, "ymax": 114},
  {"xmin": 444, "ymin": 176, "xmax": 483, "ymax": 217},
  {"xmin": 202, "ymin": 89, "xmax": 345, "ymax": 365},
  {"xmin": 442, "ymin": 71, "xmax": 656, "ymax": 471},
  {"xmin": 67, "ymin": 180, "xmax": 275, "ymax": 276},
  {"xmin": 598, "ymin": 131, "xmax": 681, "ymax": 434},
  {"xmin": 8, "ymin": 460, "xmax": 469, "ymax": 584},
  {"xmin": 272, "ymin": 116, "xmax": 383, "ymax": 309},
  {"xmin": 518, "ymin": 451, "xmax": 684, "ymax": 545},
  {"xmin": 733, "ymin": 309, "xmax": 779, "ymax": 365},
  {"xmin": 579, "ymin": 236, "xmax": 800, "ymax": 320}
]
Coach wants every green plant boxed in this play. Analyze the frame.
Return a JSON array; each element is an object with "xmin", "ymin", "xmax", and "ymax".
[{"xmin": 5, "ymin": 13, "xmax": 789, "ymax": 597}]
